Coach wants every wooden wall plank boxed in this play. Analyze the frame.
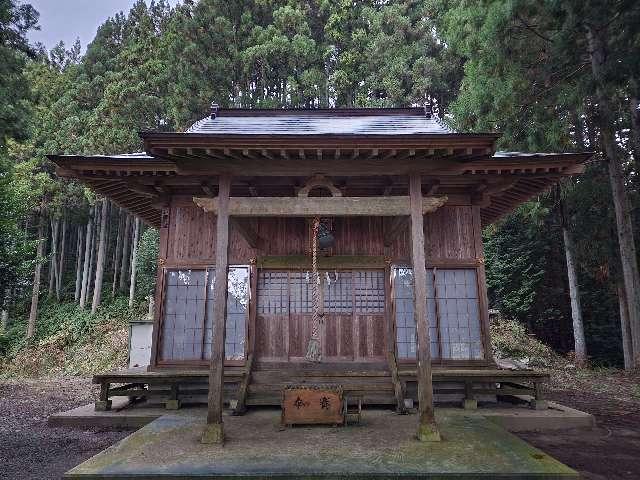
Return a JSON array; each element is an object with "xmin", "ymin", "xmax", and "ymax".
[
  {"xmin": 424, "ymin": 206, "xmax": 476, "ymax": 260},
  {"xmin": 165, "ymin": 208, "xmax": 408, "ymax": 262},
  {"xmin": 387, "ymin": 206, "xmax": 478, "ymax": 262}
]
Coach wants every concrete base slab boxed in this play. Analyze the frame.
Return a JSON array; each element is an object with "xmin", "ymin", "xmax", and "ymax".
[
  {"xmin": 482, "ymin": 401, "xmax": 596, "ymax": 432},
  {"xmin": 48, "ymin": 397, "xmax": 164, "ymax": 430},
  {"xmin": 165, "ymin": 399, "xmax": 181, "ymax": 410},
  {"xmin": 94, "ymin": 400, "xmax": 112, "ymax": 412},
  {"xmin": 531, "ymin": 399, "xmax": 550, "ymax": 411},
  {"xmin": 49, "ymin": 400, "xmax": 595, "ymax": 433},
  {"xmin": 462, "ymin": 399, "xmax": 478, "ymax": 410},
  {"xmin": 65, "ymin": 409, "xmax": 577, "ymax": 479}
]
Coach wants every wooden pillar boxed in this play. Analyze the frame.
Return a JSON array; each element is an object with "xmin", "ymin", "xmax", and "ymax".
[
  {"xmin": 149, "ymin": 207, "xmax": 170, "ymax": 369},
  {"xmin": 233, "ymin": 259, "xmax": 258, "ymax": 415},
  {"xmin": 472, "ymin": 206, "xmax": 495, "ymax": 364},
  {"xmin": 383, "ymin": 250, "xmax": 406, "ymax": 414},
  {"xmin": 202, "ymin": 174, "xmax": 232, "ymax": 444},
  {"xmin": 409, "ymin": 173, "xmax": 440, "ymax": 442}
]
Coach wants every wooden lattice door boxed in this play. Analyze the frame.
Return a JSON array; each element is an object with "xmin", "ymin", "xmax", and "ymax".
[{"xmin": 256, "ymin": 269, "xmax": 387, "ymax": 363}]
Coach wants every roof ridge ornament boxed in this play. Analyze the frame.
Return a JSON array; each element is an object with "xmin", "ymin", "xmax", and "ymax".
[
  {"xmin": 423, "ymin": 104, "xmax": 432, "ymax": 119},
  {"xmin": 210, "ymin": 102, "xmax": 219, "ymax": 119}
]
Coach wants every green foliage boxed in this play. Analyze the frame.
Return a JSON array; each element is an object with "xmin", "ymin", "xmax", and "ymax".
[
  {"xmin": 163, "ymin": 0, "xmax": 462, "ymax": 121},
  {"xmin": 436, "ymin": 0, "xmax": 640, "ymax": 365},
  {"xmin": 484, "ymin": 203, "xmax": 548, "ymax": 325},
  {"xmin": 0, "ymin": 296, "xmax": 144, "ymax": 377},
  {"xmin": 484, "ymin": 183, "xmax": 623, "ymax": 364},
  {"xmin": 490, "ymin": 315, "xmax": 563, "ymax": 369},
  {"xmin": 0, "ymin": 155, "xmax": 36, "ymax": 297},
  {"xmin": 0, "ymin": 0, "xmax": 38, "ymax": 147},
  {"xmin": 136, "ymin": 227, "xmax": 159, "ymax": 298},
  {"xmin": 0, "ymin": 0, "xmax": 636, "ymax": 372}
]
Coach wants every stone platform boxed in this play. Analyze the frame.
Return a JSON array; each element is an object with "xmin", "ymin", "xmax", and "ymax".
[
  {"xmin": 65, "ymin": 409, "xmax": 578, "ymax": 479},
  {"xmin": 49, "ymin": 397, "xmax": 595, "ymax": 433}
]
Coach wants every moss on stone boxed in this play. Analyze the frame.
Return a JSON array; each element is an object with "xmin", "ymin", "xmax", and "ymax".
[
  {"xmin": 417, "ymin": 421, "xmax": 441, "ymax": 442},
  {"xmin": 201, "ymin": 422, "xmax": 224, "ymax": 444}
]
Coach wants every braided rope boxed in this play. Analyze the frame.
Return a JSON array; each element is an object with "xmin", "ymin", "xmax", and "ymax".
[{"xmin": 305, "ymin": 217, "xmax": 322, "ymax": 362}]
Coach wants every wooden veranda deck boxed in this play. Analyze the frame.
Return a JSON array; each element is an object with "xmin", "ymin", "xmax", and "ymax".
[{"xmin": 93, "ymin": 365, "xmax": 550, "ymax": 412}]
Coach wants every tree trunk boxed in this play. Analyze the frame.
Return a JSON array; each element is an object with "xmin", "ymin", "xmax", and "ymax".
[
  {"xmin": 1, "ymin": 288, "xmax": 9, "ymax": 332},
  {"xmin": 557, "ymin": 185, "xmax": 587, "ymax": 365},
  {"xmin": 74, "ymin": 225, "xmax": 84, "ymax": 302},
  {"xmin": 104, "ymin": 204, "xmax": 112, "ymax": 277},
  {"xmin": 27, "ymin": 213, "xmax": 46, "ymax": 339},
  {"xmin": 111, "ymin": 208, "xmax": 124, "ymax": 297},
  {"xmin": 48, "ymin": 217, "xmax": 60, "ymax": 297},
  {"xmin": 629, "ymin": 78, "xmax": 640, "ymax": 169},
  {"xmin": 56, "ymin": 217, "xmax": 67, "ymax": 300},
  {"xmin": 119, "ymin": 214, "xmax": 132, "ymax": 293},
  {"xmin": 617, "ymin": 280, "xmax": 634, "ymax": 370},
  {"xmin": 561, "ymin": 221, "xmax": 587, "ymax": 366},
  {"xmin": 587, "ymin": 26, "xmax": 640, "ymax": 367},
  {"xmin": 79, "ymin": 209, "xmax": 95, "ymax": 309},
  {"xmin": 91, "ymin": 200, "xmax": 110, "ymax": 314},
  {"xmin": 87, "ymin": 205, "xmax": 98, "ymax": 299},
  {"xmin": 129, "ymin": 217, "xmax": 141, "ymax": 307}
]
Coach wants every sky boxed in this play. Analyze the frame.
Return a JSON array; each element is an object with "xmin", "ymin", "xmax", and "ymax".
[{"xmin": 26, "ymin": 0, "xmax": 180, "ymax": 52}]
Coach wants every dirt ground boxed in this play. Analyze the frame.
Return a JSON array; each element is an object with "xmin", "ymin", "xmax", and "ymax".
[
  {"xmin": 0, "ymin": 378, "xmax": 128, "ymax": 480},
  {"xmin": 518, "ymin": 388, "xmax": 640, "ymax": 480},
  {"xmin": 0, "ymin": 374, "xmax": 639, "ymax": 479}
]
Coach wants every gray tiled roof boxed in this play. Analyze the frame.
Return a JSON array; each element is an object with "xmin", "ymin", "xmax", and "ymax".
[
  {"xmin": 493, "ymin": 151, "xmax": 586, "ymax": 158},
  {"xmin": 185, "ymin": 111, "xmax": 454, "ymax": 135}
]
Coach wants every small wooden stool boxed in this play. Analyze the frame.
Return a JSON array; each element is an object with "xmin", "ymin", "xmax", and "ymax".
[{"xmin": 344, "ymin": 395, "xmax": 363, "ymax": 425}]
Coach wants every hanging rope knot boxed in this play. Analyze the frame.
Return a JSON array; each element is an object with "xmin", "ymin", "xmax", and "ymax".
[{"xmin": 305, "ymin": 217, "xmax": 322, "ymax": 362}]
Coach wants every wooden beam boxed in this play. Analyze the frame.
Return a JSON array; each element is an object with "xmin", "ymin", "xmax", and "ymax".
[
  {"xmin": 257, "ymin": 255, "xmax": 386, "ymax": 270},
  {"xmin": 409, "ymin": 173, "xmax": 440, "ymax": 442},
  {"xmin": 193, "ymin": 195, "xmax": 447, "ymax": 217},
  {"xmin": 231, "ymin": 218, "xmax": 261, "ymax": 249},
  {"xmin": 202, "ymin": 174, "xmax": 231, "ymax": 444}
]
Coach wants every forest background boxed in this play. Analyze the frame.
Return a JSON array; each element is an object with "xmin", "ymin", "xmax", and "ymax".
[{"xmin": 1, "ymin": 0, "xmax": 639, "ymax": 370}]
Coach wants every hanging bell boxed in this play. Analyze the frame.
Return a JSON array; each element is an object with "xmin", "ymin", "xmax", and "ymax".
[{"xmin": 317, "ymin": 221, "xmax": 335, "ymax": 249}]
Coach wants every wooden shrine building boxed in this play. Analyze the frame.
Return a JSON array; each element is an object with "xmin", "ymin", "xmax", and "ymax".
[{"xmin": 50, "ymin": 106, "xmax": 589, "ymax": 442}]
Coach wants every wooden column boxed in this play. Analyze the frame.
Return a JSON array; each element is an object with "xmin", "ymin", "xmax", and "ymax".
[
  {"xmin": 233, "ymin": 259, "xmax": 258, "ymax": 415},
  {"xmin": 409, "ymin": 173, "xmax": 440, "ymax": 442},
  {"xmin": 472, "ymin": 206, "xmax": 495, "ymax": 364},
  {"xmin": 149, "ymin": 208, "xmax": 170, "ymax": 369},
  {"xmin": 202, "ymin": 174, "xmax": 231, "ymax": 444},
  {"xmin": 383, "ymin": 242, "xmax": 406, "ymax": 415}
]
